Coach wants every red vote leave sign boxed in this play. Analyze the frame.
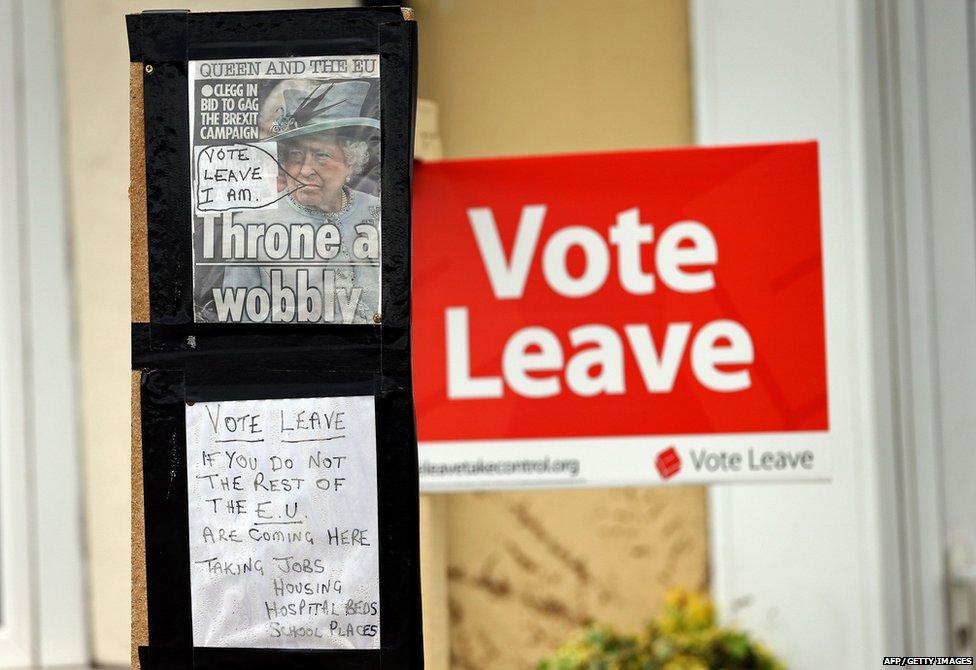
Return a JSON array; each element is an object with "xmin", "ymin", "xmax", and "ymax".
[{"xmin": 412, "ymin": 143, "xmax": 829, "ymax": 490}]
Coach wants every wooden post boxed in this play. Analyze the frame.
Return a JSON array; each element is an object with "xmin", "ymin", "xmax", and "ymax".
[{"xmin": 420, "ymin": 496, "xmax": 451, "ymax": 670}]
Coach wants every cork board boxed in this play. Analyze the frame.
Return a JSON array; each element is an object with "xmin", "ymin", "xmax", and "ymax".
[
  {"xmin": 130, "ymin": 61, "xmax": 148, "ymax": 669},
  {"xmin": 130, "ymin": 63, "xmax": 149, "ymax": 324},
  {"xmin": 131, "ymin": 370, "xmax": 147, "ymax": 670}
]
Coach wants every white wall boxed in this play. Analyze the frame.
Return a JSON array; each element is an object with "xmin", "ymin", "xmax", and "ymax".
[
  {"xmin": 0, "ymin": 3, "xmax": 37, "ymax": 662},
  {"xmin": 692, "ymin": 2, "xmax": 889, "ymax": 667},
  {"xmin": 0, "ymin": 0, "xmax": 88, "ymax": 666}
]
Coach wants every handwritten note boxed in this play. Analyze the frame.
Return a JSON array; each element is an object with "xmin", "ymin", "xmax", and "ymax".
[
  {"xmin": 185, "ymin": 396, "xmax": 380, "ymax": 649},
  {"xmin": 193, "ymin": 142, "xmax": 282, "ymax": 213}
]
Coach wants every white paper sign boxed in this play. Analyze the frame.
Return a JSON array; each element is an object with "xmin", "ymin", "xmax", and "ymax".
[{"xmin": 185, "ymin": 395, "xmax": 380, "ymax": 649}]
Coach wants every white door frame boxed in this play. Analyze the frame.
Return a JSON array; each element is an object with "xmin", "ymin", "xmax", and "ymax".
[
  {"xmin": 0, "ymin": 0, "xmax": 88, "ymax": 666},
  {"xmin": 870, "ymin": 0, "xmax": 976, "ymax": 654},
  {"xmin": 0, "ymin": 1, "xmax": 39, "ymax": 663},
  {"xmin": 692, "ymin": 1, "xmax": 898, "ymax": 666},
  {"xmin": 694, "ymin": 0, "xmax": 976, "ymax": 663}
]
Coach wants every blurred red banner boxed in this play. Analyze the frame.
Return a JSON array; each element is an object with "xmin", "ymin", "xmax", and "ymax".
[{"xmin": 412, "ymin": 143, "xmax": 828, "ymax": 489}]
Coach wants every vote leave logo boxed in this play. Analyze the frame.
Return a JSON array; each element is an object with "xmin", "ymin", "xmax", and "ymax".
[
  {"xmin": 655, "ymin": 447, "xmax": 682, "ymax": 480},
  {"xmin": 412, "ymin": 144, "xmax": 828, "ymax": 444}
]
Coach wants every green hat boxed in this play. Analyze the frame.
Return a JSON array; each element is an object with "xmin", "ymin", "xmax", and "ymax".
[{"xmin": 262, "ymin": 79, "xmax": 379, "ymax": 142}]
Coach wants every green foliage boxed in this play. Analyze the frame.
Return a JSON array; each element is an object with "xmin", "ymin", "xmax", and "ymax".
[{"xmin": 537, "ymin": 589, "xmax": 786, "ymax": 670}]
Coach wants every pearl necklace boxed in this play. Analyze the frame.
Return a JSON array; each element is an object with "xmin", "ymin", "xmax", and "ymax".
[{"xmin": 288, "ymin": 185, "xmax": 353, "ymax": 220}]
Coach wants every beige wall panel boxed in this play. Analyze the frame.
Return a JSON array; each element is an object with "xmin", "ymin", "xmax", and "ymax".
[
  {"xmin": 415, "ymin": 0, "xmax": 693, "ymax": 157},
  {"xmin": 446, "ymin": 488, "xmax": 708, "ymax": 669},
  {"xmin": 420, "ymin": 496, "xmax": 452, "ymax": 670},
  {"xmin": 413, "ymin": 1, "xmax": 704, "ymax": 668}
]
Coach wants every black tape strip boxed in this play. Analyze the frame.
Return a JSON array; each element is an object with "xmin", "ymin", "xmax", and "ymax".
[
  {"xmin": 142, "ymin": 10, "xmax": 190, "ymax": 62},
  {"xmin": 140, "ymin": 642, "xmax": 386, "ymax": 670},
  {"xmin": 128, "ymin": 8, "xmax": 403, "ymax": 63},
  {"xmin": 185, "ymin": 9, "xmax": 398, "ymax": 62},
  {"xmin": 131, "ymin": 323, "xmax": 384, "ymax": 373},
  {"xmin": 192, "ymin": 647, "xmax": 383, "ymax": 670},
  {"xmin": 377, "ymin": 18, "xmax": 419, "ymax": 377},
  {"xmin": 139, "ymin": 644, "xmax": 192, "ymax": 670},
  {"xmin": 138, "ymin": 10, "xmax": 194, "ymax": 332},
  {"xmin": 140, "ymin": 370, "xmax": 193, "ymax": 656},
  {"xmin": 125, "ymin": 15, "xmax": 143, "ymax": 62},
  {"xmin": 375, "ymin": 20, "xmax": 424, "ymax": 668},
  {"xmin": 182, "ymin": 368, "xmax": 376, "ymax": 403}
]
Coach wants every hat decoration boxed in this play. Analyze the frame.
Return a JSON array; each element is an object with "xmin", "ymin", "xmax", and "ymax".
[{"xmin": 262, "ymin": 79, "xmax": 380, "ymax": 142}]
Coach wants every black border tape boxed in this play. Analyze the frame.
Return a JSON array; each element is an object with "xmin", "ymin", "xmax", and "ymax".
[{"xmin": 129, "ymin": 8, "xmax": 422, "ymax": 669}]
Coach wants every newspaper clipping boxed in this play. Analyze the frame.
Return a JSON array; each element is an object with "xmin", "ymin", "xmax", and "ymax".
[{"xmin": 189, "ymin": 56, "xmax": 382, "ymax": 324}]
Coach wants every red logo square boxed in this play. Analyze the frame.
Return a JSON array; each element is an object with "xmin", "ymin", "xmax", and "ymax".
[{"xmin": 656, "ymin": 447, "xmax": 682, "ymax": 480}]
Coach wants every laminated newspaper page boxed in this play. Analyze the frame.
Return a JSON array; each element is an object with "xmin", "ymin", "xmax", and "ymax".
[{"xmin": 189, "ymin": 56, "xmax": 382, "ymax": 324}]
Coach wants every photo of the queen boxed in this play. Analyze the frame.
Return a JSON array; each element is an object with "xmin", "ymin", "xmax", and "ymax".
[{"xmin": 191, "ymin": 57, "xmax": 382, "ymax": 325}]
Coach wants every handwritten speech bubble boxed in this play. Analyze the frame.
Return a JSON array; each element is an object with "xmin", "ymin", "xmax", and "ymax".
[{"xmin": 194, "ymin": 142, "xmax": 293, "ymax": 213}]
